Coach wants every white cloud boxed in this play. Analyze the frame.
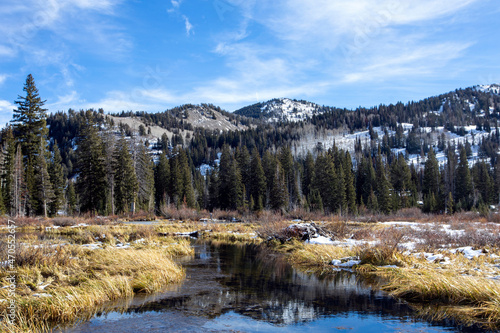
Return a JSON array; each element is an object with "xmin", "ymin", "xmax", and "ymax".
[
  {"xmin": 183, "ymin": 15, "xmax": 193, "ymax": 36},
  {"xmin": 341, "ymin": 42, "xmax": 473, "ymax": 83},
  {"xmin": 0, "ymin": 100, "xmax": 15, "ymax": 126},
  {"xmin": 83, "ymin": 90, "xmax": 165, "ymax": 113},
  {"xmin": 0, "ymin": 74, "xmax": 7, "ymax": 85},
  {"xmin": 254, "ymin": 0, "xmax": 480, "ymax": 45},
  {"xmin": 46, "ymin": 90, "xmax": 79, "ymax": 111},
  {"xmin": 0, "ymin": 45, "xmax": 15, "ymax": 57},
  {"xmin": 0, "ymin": 0, "xmax": 127, "ymax": 93},
  {"xmin": 203, "ymin": 0, "xmax": 481, "ymax": 104},
  {"xmin": 171, "ymin": 0, "xmax": 182, "ymax": 8}
]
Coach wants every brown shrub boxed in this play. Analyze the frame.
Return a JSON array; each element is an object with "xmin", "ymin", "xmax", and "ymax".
[
  {"xmin": 129, "ymin": 226, "xmax": 156, "ymax": 241},
  {"xmin": 0, "ymin": 241, "xmax": 79, "ymax": 267},
  {"xmin": 255, "ymin": 212, "xmax": 289, "ymax": 240},
  {"xmin": 211, "ymin": 209, "xmax": 241, "ymax": 221},
  {"xmin": 51, "ymin": 217, "xmax": 77, "ymax": 227},
  {"xmin": 160, "ymin": 205, "xmax": 201, "ymax": 221}
]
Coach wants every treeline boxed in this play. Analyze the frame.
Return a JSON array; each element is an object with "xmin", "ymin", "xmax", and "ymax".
[
  {"xmin": 1, "ymin": 75, "xmax": 499, "ymax": 218},
  {"xmin": 236, "ymin": 87, "xmax": 500, "ymax": 135}
]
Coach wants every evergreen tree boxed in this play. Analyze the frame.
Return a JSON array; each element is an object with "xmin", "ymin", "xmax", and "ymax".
[
  {"xmin": 390, "ymin": 154, "xmax": 411, "ymax": 209},
  {"xmin": 423, "ymin": 192, "xmax": 438, "ymax": 213},
  {"xmin": 66, "ymin": 181, "xmax": 77, "ymax": 215},
  {"xmin": 313, "ymin": 153, "xmax": 336, "ymax": 213},
  {"xmin": 262, "ymin": 151, "xmax": 276, "ymax": 205},
  {"xmin": 12, "ymin": 145, "xmax": 26, "ymax": 217},
  {"xmin": 154, "ymin": 151, "xmax": 170, "ymax": 209},
  {"xmin": 11, "ymin": 74, "xmax": 47, "ymax": 159},
  {"xmin": 76, "ymin": 117, "xmax": 107, "ymax": 215},
  {"xmin": 446, "ymin": 191, "xmax": 454, "ymax": 214},
  {"xmin": 102, "ymin": 130, "xmax": 117, "ymax": 215},
  {"xmin": 444, "ymin": 144, "xmax": 457, "ymax": 199},
  {"xmin": 423, "ymin": 147, "xmax": 440, "ymax": 197},
  {"xmin": 48, "ymin": 142, "xmax": 65, "ymax": 216},
  {"xmin": 455, "ymin": 146, "xmax": 472, "ymax": 209},
  {"xmin": 473, "ymin": 160, "xmax": 493, "ymax": 205},
  {"xmin": 177, "ymin": 149, "xmax": 196, "ymax": 208},
  {"xmin": 236, "ymin": 146, "xmax": 251, "ymax": 199},
  {"xmin": 343, "ymin": 151, "xmax": 357, "ymax": 214},
  {"xmin": 356, "ymin": 155, "xmax": 376, "ymax": 205},
  {"xmin": 279, "ymin": 146, "xmax": 300, "ymax": 209},
  {"xmin": 218, "ymin": 145, "xmax": 243, "ymax": 210},
  {"xmin": 34, "ymin": 141, "xmax": 54, "ymax": 218},
  {"xmin": 302, "ymin": 151, "xmax": 315, "ymax": 198},
  {"xmin": 169, "ymin": 149, "xmax": 183, "ymax": 206},
  {"xmin": 367, "ymin": 189, "xmax": 379, "ymax": 212},
  {"xmin": 336, "ymin": 162, "xmax": 347, "ymax": 214},
  {"xmin": 135, "ymin": 142, "xmax": 155, "ymax": 211},
  {"xmin": 249, "ymin": 148, "xmax": 266, "ymax": 211},
  {"xmin": 207, "ymin": 169, "xmax": 219, "ymax": 210},
  {"xmin": 270, "ymin": 161, "xmax": 288, "ymax": 211},
  {"xmin": 2, "ymin": 127, "xmax": 15, "ymax": 215},
  {"xmin": 113, "ymin": 137, "xmax": 138, "ymax": 214},
  {"xmin": 11, "ymin": 74, "xmax": 51, "ymax": 216},
  {"xmin": 308, "ymin": 189, "xmax": 323, "ymax": 212},
  {"xmin": 375, "ymin": 151, "xmax": 391, "ymax": 214}
]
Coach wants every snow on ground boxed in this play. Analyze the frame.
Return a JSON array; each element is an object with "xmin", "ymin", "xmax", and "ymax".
[
  {"xmin": 304, "ymin": 220, "xmax": 500, "ymax": 275},
  {"xmin": 450, "ymin": 246, "xmax": 485, "ymax": 259},
  {"xmin": 306, "ymin": 236, "xmax": 334, "ymax": 245},
  {"xmin": 331, "ymin": 258, "xmax": 361, "ymax": 268},
  {"xmin": 263, "ymin": 98, "xmax": 320, "ymax": 123}
]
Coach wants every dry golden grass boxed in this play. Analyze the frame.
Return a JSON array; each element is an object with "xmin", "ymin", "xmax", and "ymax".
[
  {"xmin": 0, "ymin": 223, "xmax": 194, "ymax": 333},
  {"xmin": 0, "ymin": 247, "xmax": 186, "ymax": 332},
  {"xmin": 288, "ymin": 243, "xmax": 354, "ymax": 269}
]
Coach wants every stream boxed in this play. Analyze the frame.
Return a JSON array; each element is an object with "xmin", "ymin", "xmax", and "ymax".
[{"xmin": 60, "ymin": 242, "xmax": 486, "ymax": 332}]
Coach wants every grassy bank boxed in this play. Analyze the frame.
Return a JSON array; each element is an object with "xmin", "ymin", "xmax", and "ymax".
[
  {"xmin": 0, "ymin": 223, "xmax": 193, "ymax": 332},
  {"xmin": 3, "ymin": 215, "xmax": 500, "ymax": 331},
  {"xmin": 262, "ymin": 219, "xmax": 500, "ymax": 329}
]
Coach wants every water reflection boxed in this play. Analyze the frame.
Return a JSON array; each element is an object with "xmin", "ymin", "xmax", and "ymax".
[{"xmin": 62, "ymin": 242, "xmax": 486, "ymax": 332}]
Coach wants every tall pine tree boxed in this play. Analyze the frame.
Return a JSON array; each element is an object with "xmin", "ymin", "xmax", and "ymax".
[{"xmin": 76, "ymin": 115, "xmax": 108, "ymax": 215}]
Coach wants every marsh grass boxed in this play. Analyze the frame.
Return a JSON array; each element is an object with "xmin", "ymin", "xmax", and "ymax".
[
  {"xmin": 0, "ymin": 224, "xmax": 193, "ymax": 333},
  {"xmin": 202, "ymin": 232, "xmax": 260, "ymax": 244},
  {"xmin": 288, "ymin": 243, "xmax": 354, "ymax": 269},
  {"xmin": 0, "ymin": 247, "xmax": 186, "ymax": 332}
]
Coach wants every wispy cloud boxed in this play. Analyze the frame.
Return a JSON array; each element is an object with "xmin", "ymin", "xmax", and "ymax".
[
  {"xmin": 341, "ymin": 42, "xmax": 474, "ymax": 83},
  {"xmin": 46, "ymin": 90, "xmax": 80, "ymax": 111},
  {"xmin": 0, "ymin": 74, "xmax": 7, "ymax": 85},
  {"xmin": 202, "ymin": 0, "xmax": 482, "ymax": 105},
  {"xmin": 0, "ymin": 0, "xmax": 127, "ymax": 97},
  {"xmin": 171, "ymin": 0, "xmax": 182, "ymax": 8},
  {"xmin": 183, "ymin": 15, "xmax": 193, "ymax": 36}
]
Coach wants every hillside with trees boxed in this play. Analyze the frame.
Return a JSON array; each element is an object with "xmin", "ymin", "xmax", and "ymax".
[{"xmin": 1, "ymin": 75, "xmax": 499, "ymax": 218}]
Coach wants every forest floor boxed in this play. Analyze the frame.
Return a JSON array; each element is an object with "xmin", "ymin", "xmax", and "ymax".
[{"xmin": 1, "ymin": 215, "xmax": 500, "ymax": 331}]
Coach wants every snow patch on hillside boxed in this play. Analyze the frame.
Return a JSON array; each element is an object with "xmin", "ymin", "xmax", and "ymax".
[
  {"xmin": 476, "ymin": 84, "xmax": 500, "ymax": 95},
  {"xmin": 262, "ymin": 98, "xmax": 322, "ymax": 122}
]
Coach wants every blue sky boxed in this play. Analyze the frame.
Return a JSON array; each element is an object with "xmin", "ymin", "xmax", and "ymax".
[{"xmin": 0, "ymin": 0, "xmax": 499, "ymax": 125}]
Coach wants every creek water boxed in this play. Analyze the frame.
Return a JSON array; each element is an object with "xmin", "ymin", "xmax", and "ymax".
[{"xmin": 61, "ymin": 242, "xmax": 485, "ymax": 332}]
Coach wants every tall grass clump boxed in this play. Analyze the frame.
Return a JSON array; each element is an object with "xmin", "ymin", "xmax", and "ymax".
[{"xmin": 0, "ymin": 243, "xmax": 186, "ymax": 332}]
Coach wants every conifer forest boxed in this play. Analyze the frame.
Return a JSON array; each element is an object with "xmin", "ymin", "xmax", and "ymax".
[{"xmin": 3, "ymin": 74, "xmax": 500, "ymax": 219}]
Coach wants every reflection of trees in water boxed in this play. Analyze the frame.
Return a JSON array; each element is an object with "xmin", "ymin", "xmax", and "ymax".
[{"xmin": 124, "ymin": 243, "xmax": 414, "ymax": 325}]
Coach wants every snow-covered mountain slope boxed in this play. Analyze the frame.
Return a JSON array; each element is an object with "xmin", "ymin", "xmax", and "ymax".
[
  {"xmin": 475, "ymin": 84, "xmax": 500, "ymax": 95},
  {"xmin": 234, "ymin": 98, "xmax": 326, "ymax": 122},
  {"xmin": 261, "ymin": 98, "xmax": 322, "ymax": 122}
]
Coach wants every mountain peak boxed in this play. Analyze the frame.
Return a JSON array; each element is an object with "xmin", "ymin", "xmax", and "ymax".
[{"xmin": 235, "ymin": 98, "xmax": 323, "ymax": 122}]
